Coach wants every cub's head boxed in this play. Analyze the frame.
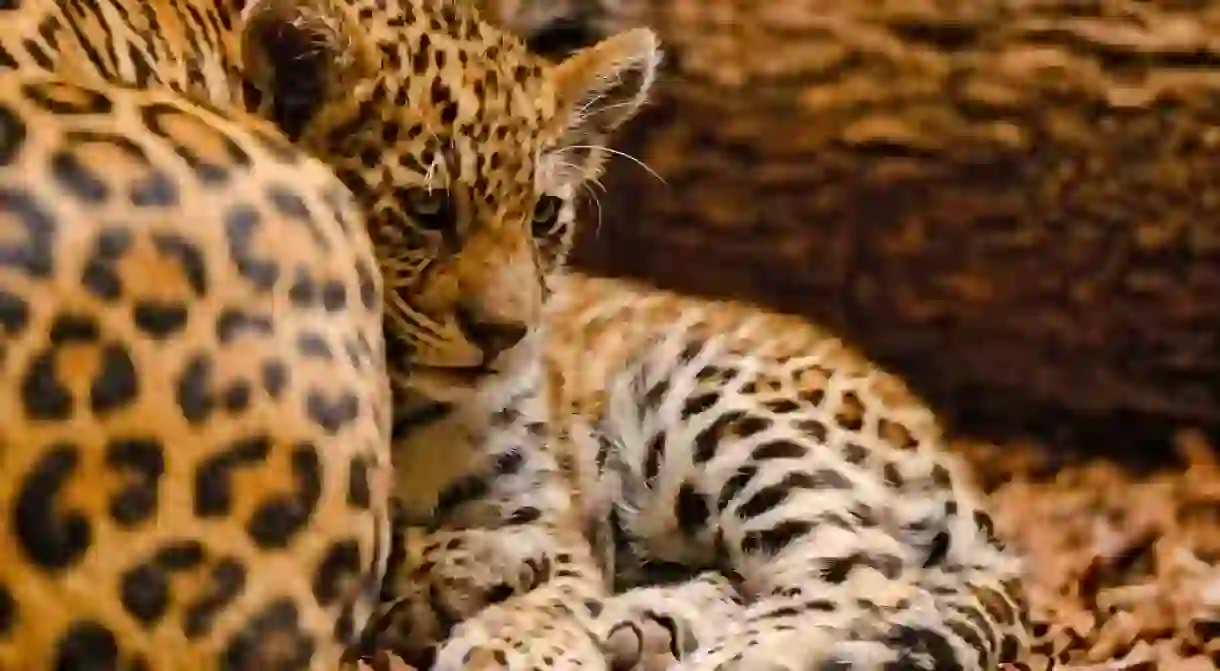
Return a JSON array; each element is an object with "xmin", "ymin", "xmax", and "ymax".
[{"xmin": 239, "ymin": 0, "xmax": 659, "ymax": 402}]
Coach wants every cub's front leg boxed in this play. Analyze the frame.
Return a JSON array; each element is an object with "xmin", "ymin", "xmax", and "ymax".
[{"xmin": 359, "ymin": 401, "xmax": 620, "ymax": 670}]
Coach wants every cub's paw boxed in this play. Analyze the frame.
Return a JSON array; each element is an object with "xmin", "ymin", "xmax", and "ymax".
[
  {"xmin": 364, "ymin": 527, "xmax": 556, "ymax": 661},
  {"xmin": 431, "ymin": 596, "xmax": 610, "ymax": 670},
  {"xmin": 599, "ymin": 573, "xmax": 745, "ymax": 671},
  {"xmin": 409, "ymin": 527, "xmax": 555, "ymax": 615},
  {"xmin": 601, "ymin": 608, "xmax": 695, "ymax": 671}
]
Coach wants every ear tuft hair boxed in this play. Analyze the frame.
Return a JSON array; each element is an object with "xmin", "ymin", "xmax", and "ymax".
[{"xmin": 549, "ymin": 27, "xmax": 662, "ymax": 153}]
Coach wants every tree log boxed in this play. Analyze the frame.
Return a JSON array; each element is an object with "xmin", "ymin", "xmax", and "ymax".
[{"xmin": 480, "ymin": 0, "xmax": 1220, "ymax": 436}]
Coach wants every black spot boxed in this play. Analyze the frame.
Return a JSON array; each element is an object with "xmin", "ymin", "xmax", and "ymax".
[
  {"xmin": 224, "ymin": 205, "xmax": 280, "ymax": 291},
  {"xmin": 50, "ymin": 149, "xmax": 108, "ymax": 203},
  {"xmin": 693, "ymin": 411, "xmax": 764, "ymax": 464},
  {"xmin": 132, "ymin": 301, "xmax": 189, "ymax": 338},
  {"xmin": 842, "ymin": 441, "xmax": 869, "ymax": 465},
  {"xmin": 347, "ymin": 455, "xmax": 371, "ymax": 509},
  {"xmin": 267, "ymin": 184, "xmax": 311, "ymax": 220},
  {"xmin": 20, "ymin": 349, "xmax": 72, "ymax": 420},
  {"xmin": 246, "ymin": 443, "xmax": 322, "ymax": 549},
  {"xmin": 764, "ymin": 399, "xmax": 801, "ymax": 414},
  {"xmin": 194, "ymin": 436, "xmax": 272, "ymax": 517},
  {"xmin": 261, "ymin": 359, "xmax": 288, "ymax": 398},
  {"xmin": 736, "ymin": 472, "xmax": 817, "ymax": 520},
  {"xmin": 507, "ymin": 506, "xmax": 542, "ymax": 524},
  {"xmin": 130, "ymin": 170, "xmax": 181, "ymax": 207},
  {"xmin": 176, "ymin": 354, "xmax": 215, "ymax": 423},
  {"xmin": 106, "ymin": 437, "xmax": 165, "ymax": 526},
  {"xmin": 90, "ymin": 344, "xmax": 139, "ymax": 415},
  {"xmin": 681, "ymin": 392, "xmax": 719, "ymax": 419},
  {"xmin": 15, "ymin": 443, "xmax": 90, "ymax": 570},
  {"xmin": 216, "ymin": 308, "xmax": 273, "ymax": 343},
  {"xmin": 287, "ymin": 267, "xmax": 317, "ymax": 307},
  {"xmin": 155, "ymin": 540, "xmax": 206, "ymax": 569},
  {"xmin": 222, "ymin": 381, "xmax": 252, "ymax": 413},
  {"xmin": 184, "ymin": 558, "xmax": 247, "ymax": 638},
  {"xmin": 793, "ymin": 419, "xmax": 828, "ymax": 442},
  {"xmin": 732, "ymin": 478, "xmax": 800, "ymax": 519},
  {"xmin": 883, "ymin": 626, "xmax": 964, "ymax": 671},
  {"xmin": 0, "ymin": 583, "xmax": 16, "ymax": 636},
  {"xmin": 320, "ymin": 281, "xmax": 347, "ymax": 312},
  {"xmin": 296, "ymin": 332, "xmax": 332, "ymax": 359},
  {"xmin": 221, "ymin": 599, "xmax": 315, "ymax": 671},
  {"xmin": 312, "ymin": 539, "xmax": 363, "ymax": 605},
  {"xmin": 717, "ymin": 465, "xmax": 758, "ymax": 512},
  {"xmin": 120, "ymin": 562, "xmax": 170, "ymax": 626},
  {"xmin": 741, "ymin": 520, "xmax": 813, "ymax": 555},
  {"xmin": 54, "ymin": 620, "xmax": 118, "ymax": 671},
  {"xmin": 80, "ymin": 228, "xmax": 131, "ymax": 300},
  {"xmin": 750, "ymin": 440, "xmax": 806, "ymax": 461},
  {"xmin": 822, "ymin": 551, "xmax": 903, "ymax": 584},
  {"xmin": 0, "ymin": 289, "xmax": 29, "ymax": 335},
  {"xmin": 48, "ymin": 313, "xmax": 100, "ymax": 344},
  {"xmin": 0, "ymin": 187, "xmax": 57, "ymax": 278},
  {"xmin": 305, "ymin": 390, "xmax": 360, "ymax": 434},
  {"xmin": 0, "ymin": 102, "xmax": 27, "ymax": 167},
  {"xmin": 675, "ymin": 483, "xmax": 711, "ymax": 536},
  {"xmin": 23, "ymin": 80, "xmax": 113, "ymax": 115}
]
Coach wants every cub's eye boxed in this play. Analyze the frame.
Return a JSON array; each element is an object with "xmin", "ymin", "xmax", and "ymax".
[
  {"xmin": 401, "ymin": 187, "xmax": 452, "ymax": 230},
  {"xmin": 531, "ymin": 195, "xmax": 562, "ymax": 236}
]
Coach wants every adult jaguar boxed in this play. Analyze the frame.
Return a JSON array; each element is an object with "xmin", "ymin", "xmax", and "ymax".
[{"xmin": 0, "ymin": 0, "xmax": 661, "ymax": 668}]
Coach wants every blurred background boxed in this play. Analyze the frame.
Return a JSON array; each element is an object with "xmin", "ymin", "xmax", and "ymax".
[
  {"xmin": 490, "ymin": 0, "xmax": 1220, "ymax": 455},
  {"xmin": 476, "ymin": 1, "xmax": 1220, "ymax": 668}
]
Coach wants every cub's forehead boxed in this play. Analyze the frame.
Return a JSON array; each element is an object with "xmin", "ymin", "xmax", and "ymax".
[{"xmin": 372, "ymin": 1, "xmax": 564, "ymax": 191}]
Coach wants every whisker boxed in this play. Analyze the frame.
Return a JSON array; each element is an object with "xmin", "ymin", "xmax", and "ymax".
[{"xmin": 565, "ymin": 144, "xmax": 666, "ymax": 186}]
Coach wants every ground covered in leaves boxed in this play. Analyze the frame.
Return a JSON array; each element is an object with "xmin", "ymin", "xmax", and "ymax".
[
  {"xmin": 358, "ymin": 431, "xmax": 1220, "ymax": 670},
  {"xmin": 967, "ymin": 430, "xmax": 1220, "ymax": 670}
]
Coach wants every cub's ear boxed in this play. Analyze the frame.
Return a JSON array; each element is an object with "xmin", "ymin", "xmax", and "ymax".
[
  {"xmin": 240, "ymin": 0, "xmax": 380, "ymax": 141},
  {"xmin": 548, "ymin": 27, "xmax": 661, "ymax": 165}
]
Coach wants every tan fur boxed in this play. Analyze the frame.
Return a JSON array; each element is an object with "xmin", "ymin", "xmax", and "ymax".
[{"xmin": 0, "ymin": 0, "xmax": 662, "ymax": 669}]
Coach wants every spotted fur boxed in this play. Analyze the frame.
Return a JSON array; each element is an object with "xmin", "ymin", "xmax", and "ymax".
[
  {"xmin": 547, "ymin": 280, "xmax": 1033, "ymax": 669},
  {"xmin": 0, "ymin": 0, "xmax": 663, "ymax": 669},
  {"xmin": 0, "ymin": 71, "xmax": 392, "ymax": 670}
]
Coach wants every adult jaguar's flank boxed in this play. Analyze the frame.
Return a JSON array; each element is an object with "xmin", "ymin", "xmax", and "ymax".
[{"xmin": 0, "ymin": 0, "xmax": 662, "ymax": 668}]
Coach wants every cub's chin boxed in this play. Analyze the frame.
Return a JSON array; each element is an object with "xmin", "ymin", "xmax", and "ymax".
[
  {"xmin": 405, "ymin": 337, "xmax": 540, "ymax": 407},
  {"xmin": 407, "ymin": 365, "xmax": 494, "ymax": 405}
]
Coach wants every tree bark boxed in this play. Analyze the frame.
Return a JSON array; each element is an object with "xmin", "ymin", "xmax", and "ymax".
[{"xmin": 483, "ymin": 0, "xmax": 1220, "ymax": 435}]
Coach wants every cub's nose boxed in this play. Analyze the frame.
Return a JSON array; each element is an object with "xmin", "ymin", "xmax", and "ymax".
[{"xmin": 457, "ymin": 308, "xmax": 529, "ymax": 362}]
